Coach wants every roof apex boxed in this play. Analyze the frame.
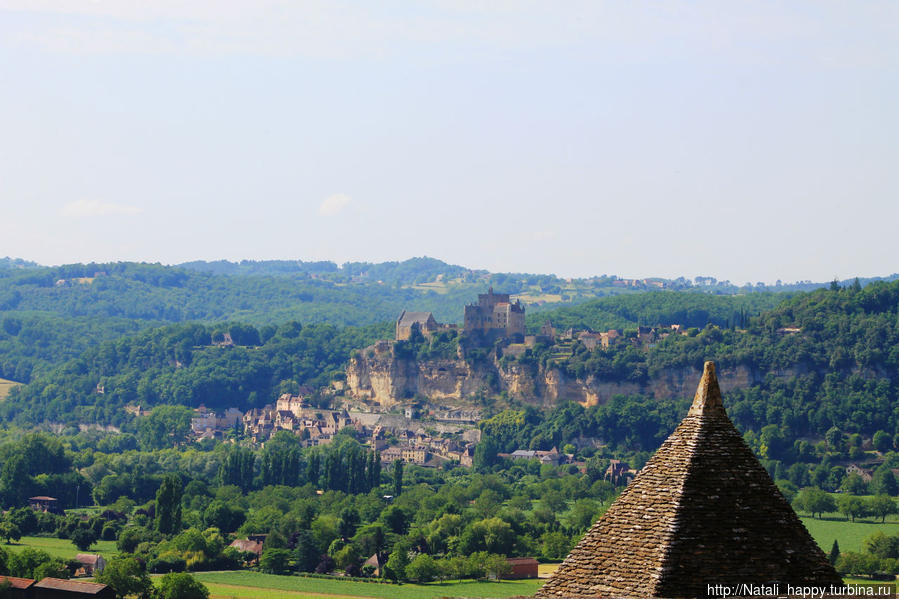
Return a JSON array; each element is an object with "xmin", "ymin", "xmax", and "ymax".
[
  {"xmin": 688, "ymin": 360, "xmax": 725, "ymax": 416},
  {"xmin": 535, "ymin": 360, "xmax": 842, "ymax": 599}
]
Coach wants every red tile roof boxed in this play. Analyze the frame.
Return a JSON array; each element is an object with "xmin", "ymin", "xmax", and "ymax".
[
  {"xmin": 33, "ymin": 578, "xmax": 109, "ymax": 594},
  {"xmin": 0, "ymin": 576, "xmax": 35, "ymax": 589}
]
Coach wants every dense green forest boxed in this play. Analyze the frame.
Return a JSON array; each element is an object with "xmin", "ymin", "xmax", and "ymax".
[
  {"xmin": 493, "ymin": 280, "xmax": 899, "ymax": 482},
  {"xmin": 2, "ymin": 321, "xmax": 390, "ymax": 426},
  {"xmin": 0, "ymin": 311, "xmax": 158, "ymax": 383},
  {"xmin": 525, "ymin": 291, "xmax": 789, "ymax": 332},
  {"xmin": 0, "ymin": 262, "xmax": 466, "ymax": 327}
]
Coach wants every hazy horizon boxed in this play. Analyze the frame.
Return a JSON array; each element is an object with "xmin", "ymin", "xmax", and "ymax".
[
  {"xmin": 4, "ymin": 253, "xmax": 896, "ymax": 287},
  {"xmin": 2, "ymin": 2, "xmax": 897, "ymax": 283}
]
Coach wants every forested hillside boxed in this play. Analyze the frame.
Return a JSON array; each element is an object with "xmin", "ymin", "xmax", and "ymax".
[
  {"xmin": 494, "ymin": 280, "xmax": 899, "ymax": 469},
  {"xmin": 0, "ymin": 259, "xmax": 801, "ymax": 388},
  {"xmin": 525, "ymin": 291, "xmax": 789, "ymax": 332},
  {"xmin": 0, "ymin": 262, "xmax": 462, "ymax": 326},
  {"xmin": 7, "ymin": 258, "xmax": 899, "ymax": 461},
  {"xmin": 3, "ymin": 321, "xmax": 390, "ymax": 426}
]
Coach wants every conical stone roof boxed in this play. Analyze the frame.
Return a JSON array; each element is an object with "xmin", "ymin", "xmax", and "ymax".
[{"xmin": 535, "ymin": 361, "xmax": 842, "ymax": 599}]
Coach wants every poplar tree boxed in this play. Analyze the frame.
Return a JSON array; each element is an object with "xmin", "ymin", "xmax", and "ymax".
[
  {"xmin": 393, "ymin": 459, "xmax": 403, "ymax": 497},
  {"xmin": 155, "ymin": 474, "xmax": 183, "ymax": 535}
]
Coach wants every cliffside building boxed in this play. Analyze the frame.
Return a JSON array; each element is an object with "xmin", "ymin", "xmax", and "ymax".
[
  {"xmin": 463, "ymin": 287, "xmax": 525, "ymax": 340},
  {"xmin": 395, "ymin": 311, "xmax": 439, "ymax": 341}
]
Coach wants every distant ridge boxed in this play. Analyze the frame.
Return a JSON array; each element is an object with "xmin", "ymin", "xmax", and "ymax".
[{"xmin": 3, "ymin": 256, "xmax": 897, "ymax": 293}]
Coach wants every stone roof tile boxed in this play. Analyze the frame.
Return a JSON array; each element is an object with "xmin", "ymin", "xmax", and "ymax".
[{"xmin": 536, "ymin": 361, "xmax": 842, "ymax": 599}]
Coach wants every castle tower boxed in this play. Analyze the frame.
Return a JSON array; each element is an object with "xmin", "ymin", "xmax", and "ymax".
[{"xmin": 536, "ymin": 361, "xmax": 842, "ymax": 599}]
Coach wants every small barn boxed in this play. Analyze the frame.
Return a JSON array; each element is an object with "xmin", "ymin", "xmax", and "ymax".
[
  {"xmin": 0, "ymin": 576, "xmax": 35, "ymax": 599},
  {"xmin": 505, "ymin": 557, "xmax": 539, "ymax": 579},
  {"xmin": 32, "ymin": 578, "xmax": 114, "ymax": 599}
]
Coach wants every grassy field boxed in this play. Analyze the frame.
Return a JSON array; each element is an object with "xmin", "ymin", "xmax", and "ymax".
[
  {"xmin": 3, "ymin": 536, "xmax": 118, "ymax": 561},
  {"xmin": 193, "ymin": 572, "xmax": 543, "ymax": 599},
  {"xmin": 0, "ymin": 378, "xmax": 20, "ymax": 400},
  {"xmin": 801, "ymin": 515, "xmax": 899, "ymax": 553}
]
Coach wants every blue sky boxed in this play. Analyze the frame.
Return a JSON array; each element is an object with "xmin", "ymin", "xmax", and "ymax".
[{"xmin": 1, "ymin": 2, "xmax": 897, "ymax": 283}]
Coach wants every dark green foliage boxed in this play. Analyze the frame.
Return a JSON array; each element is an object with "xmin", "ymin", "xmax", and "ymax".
[
  {"xmin": 829, "ymin": 539, "xmax": 840, "ymax": 565},
  {"xmin": 138, "ymin": 406, "xmax": 194, "ymax": 450},
  {"xmin": 338, "ymin": 508, "xmax": 360, "ymax": 539},
  {"xmin": 70, "ymin": 527, "xmax": 99, "ymax": 551},
  {"xmin": 868, "ymin": 495, "xmax": 898, "ymax": 523},
  {"xmin": 4, "ymin": 321, "xmax": 389, "ymax": 425},
  {"xmin": 260, "ymin": 445, "xmax": 302, "ymax": 488},
  {"xmin": 94, "ymin": 556, "xmax": 153, "ymax": 599},
  {"xmin": 872, "ymin": 467, "xmax": 899, "ymax": 496},
  {"xmin": 293, "ymin": 530, "xmax": 320, "ymax": 573},
  {"xmin": 155, "ymin": 573, "xmax": 209, "ymax": 599},
  {"xmin": 219, "ymin": 447, "xmax": 256, "ymax": 492},
  {"xmin": 529, "ymin": 291, "xmax": 787, "ymax": 333},
  {"xmin": 792, "ymin": 487, "xmax": 836, "ymax": 518},
  {"xmin": 8, "ymin": 548, "xmax": 68, "ymax": 580},
  {"xmin": 312, "ymin": 441, "xmax": 380, "ymax": 495},
  {"xmin": 202, "ymin": 501, "xmax": 246, "ymax": 533},
  {"xmin": 0, "ymin": 434, "xmax": 79, "ymax": 508},
  {"xmin": 0, "ymin": 522, "xmax": 20, "ymax": 543},
  {"xmin": 93, "ymin": 472, "xmax": 159, "ymax": 506},
  {"xmin": 874, "ymin": 430, "xmax": 892, "ymax": 452},
  {"xmin": 392, "ymin": 460, "xmax": 403, "ymax": 497},
  {"xmin": 155, "ymin": 474, "xmax": 183, "ymax": 535},
  {"xmin": 259, "ymin": 548, "xmax": 292, "ymax": 575}
]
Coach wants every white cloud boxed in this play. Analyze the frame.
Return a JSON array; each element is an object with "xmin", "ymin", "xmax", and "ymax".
[
  {"xmin": 60, "ymin": 200, "xmax": 143, "ymax": 217},
  {"xmin": 532, "ymin": 230, "xmax": 557, "ymax": 241},
  {"xmin": 318, "ymin": 194, "xmax": 350, "ymax": 217}
]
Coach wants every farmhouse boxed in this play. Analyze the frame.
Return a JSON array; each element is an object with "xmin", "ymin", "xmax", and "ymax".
[
  {"xmin": 536, "ymin": 361, "xmax": 842, "ymax": 599},
  {"xmin": 74, "ymin": 554, "xmax": 106, "ymax": 577}
]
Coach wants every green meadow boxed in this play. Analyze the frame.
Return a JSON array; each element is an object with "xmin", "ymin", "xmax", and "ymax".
[
  {"xmin": 2, "ymin": 536, "xmax": 119, "ymax": 561},
  {"xmin": 802, "ymin": 515, "xmax": 899, "ymax": 553},
  {"xmin": 192, "ymin": 571, "xmax": 543, "ymax": 599}
]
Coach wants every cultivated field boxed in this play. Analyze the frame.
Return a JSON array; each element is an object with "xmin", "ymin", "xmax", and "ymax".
[
  {"xmin": 193, "ymin": 572, "xmax": 543, "ymax": 599},
  {"xmin": 0, "ymin": 377, "xmax": 20, "ymax": 400}
]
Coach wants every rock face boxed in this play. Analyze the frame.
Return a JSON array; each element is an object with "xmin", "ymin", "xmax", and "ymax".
[
  {"xmin": 535, "ymin": 362, "xmax": 842, "ymax": 599},
  {"xmin": 345, "ymin": 345, "xmax": 786, "ymax": 408},
  {"xmin": 346, "ymin": 350, "xmax": 495, "ymax": 407}
]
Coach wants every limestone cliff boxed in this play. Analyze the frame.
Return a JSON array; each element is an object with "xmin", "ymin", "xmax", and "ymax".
[
  {"xmin": 345, "ymin": 344, "xmax": 788, "ymax": 407},
  {"xmin": 346, "ymin": 346, "xmax": 495, "ymax": 407}
]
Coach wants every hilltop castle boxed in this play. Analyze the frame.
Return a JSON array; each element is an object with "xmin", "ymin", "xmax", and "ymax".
[
  {"xmin": 462, "ymin": 287, "xmax": 525, "ymax": 340},
  {"xmin": 394, "ymin": 288, "xmax": 524, "ymax": 342}
]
